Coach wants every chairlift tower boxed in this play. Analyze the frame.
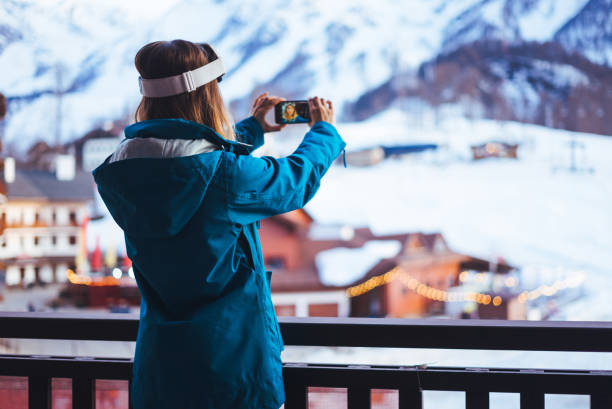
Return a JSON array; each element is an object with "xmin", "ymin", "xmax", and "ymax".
[{"xmin": 553, "ymin": 135, "xmax": 595, "ymax": 174}]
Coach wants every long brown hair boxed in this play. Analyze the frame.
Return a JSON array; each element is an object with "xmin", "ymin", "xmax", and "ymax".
[{"xmin": 134, "ymin": 40, "xmax": 235, "ymax": 140}]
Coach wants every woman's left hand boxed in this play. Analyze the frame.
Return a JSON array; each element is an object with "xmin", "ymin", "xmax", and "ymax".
[{"xmin": 251, "ymin": 92, "xmax": 286, "ymax": 133}]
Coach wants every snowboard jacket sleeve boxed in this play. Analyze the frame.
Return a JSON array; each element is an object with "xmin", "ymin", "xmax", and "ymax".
[
  {"xmin": 234, "ymin": 116, "xmax": 265, "ymax": 152},
  {"xmin": 224, "ymin": 121, "xmax": 346, "ymax": 224}
]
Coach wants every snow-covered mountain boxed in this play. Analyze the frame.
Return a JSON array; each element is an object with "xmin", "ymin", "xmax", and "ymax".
[
  {"xmin": 555, "ymin": 0, "xmax": 612, "ymax": 66},
  {"xmin": 440, "ymin": 0, "xmax": 591, "ymax": 49},
  {"xmin": 1, "ymin": 0, "xmax": 611, "ymax": 152}
]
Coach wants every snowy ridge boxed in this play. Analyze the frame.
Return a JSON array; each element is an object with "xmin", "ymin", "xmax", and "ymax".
[
  {"xmin": 555, "ymin": 0, "xmax": 612, "ymax": 66},
  {"xmin": 1, "ymin": 0, "xmax": 610, "ymax": 151}
]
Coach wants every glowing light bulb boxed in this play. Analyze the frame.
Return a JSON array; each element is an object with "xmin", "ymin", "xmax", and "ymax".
[
  {"xmin": 505, "ymin": 277, "xmax": 517, "ymax": 287},
  {"xmin": 112, "ymin": 268, "xmax": 122, "ymax": 279}
]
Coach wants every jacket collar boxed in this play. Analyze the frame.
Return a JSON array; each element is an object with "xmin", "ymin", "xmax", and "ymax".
[{"xmin": 124, "ymin": 118, "xmax": 253, "ymax": 155}]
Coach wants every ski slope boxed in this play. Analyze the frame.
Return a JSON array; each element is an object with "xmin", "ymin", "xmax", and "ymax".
[{"xmin": 303, "ymin": 109, "xmax": 612, "ymax": 320}]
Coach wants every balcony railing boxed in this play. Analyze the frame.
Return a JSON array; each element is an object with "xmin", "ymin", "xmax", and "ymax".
[{"xmin": 1, "ymin": 312, "xmax": 612, "ymax": 408}]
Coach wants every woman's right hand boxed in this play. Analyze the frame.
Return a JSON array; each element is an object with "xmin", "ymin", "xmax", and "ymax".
[{"xmin": 308, "ymin": 96, "xmax": 335, "ymax": 127}]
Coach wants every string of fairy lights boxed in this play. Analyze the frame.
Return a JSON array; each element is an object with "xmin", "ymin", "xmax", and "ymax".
[
  {"xmin": 66, "ymin": 261, "xmax": 585, "ymax": 307},
  {"xmin": 345, "ymin": 266, "xmax": 585, "ymax": 308}
]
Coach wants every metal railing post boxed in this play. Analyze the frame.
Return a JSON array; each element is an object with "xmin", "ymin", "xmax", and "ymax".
[
  {"xmin": 72, "ymin": 376, "xmax": 95, "ymax": 409},
  {"xmin": 520, "ymin": 392, "xmax": 544, "ymax": 409},
  {"xmin": 347, "ymin": 387, "xmax": 371, "ymax": 409},
  {"xmin": 28, "ymin": 376, "xmax": 51, "ymax": 409},
  {"xmin": 466, "ymin": 391, "xmax": 489, "ymax": 409}
]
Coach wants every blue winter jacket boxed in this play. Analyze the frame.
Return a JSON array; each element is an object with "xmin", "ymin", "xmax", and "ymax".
[{"xmin": 92, "ymin": 116, "xmax": 345, "ymax": 409}]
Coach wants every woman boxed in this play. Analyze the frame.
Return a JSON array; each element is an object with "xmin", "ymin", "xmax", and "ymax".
[
  {"xmin": 92, "ymin": 39, "xmax": 345, "ymax": 409},
  {"xmin": 281, "ymin": 102, "xmax": 307, "ymax": 123}
]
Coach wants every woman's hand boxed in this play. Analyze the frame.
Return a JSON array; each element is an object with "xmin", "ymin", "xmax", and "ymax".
[
  {"xmin": 251, "ymin": 92, "xmax": 286, "ymax": 133},
  {"xmin": 308, "ymin": 96, "xmax": 335, "ymax": 127}
]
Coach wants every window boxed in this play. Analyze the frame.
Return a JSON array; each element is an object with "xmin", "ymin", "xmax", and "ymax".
[
  {"xmin": 51, "ymin": 236, "xmax": 57, "ymax": 246},
  {"xmin": 265, "ymin": 256, "xmax": 286, "ymax": 269},
  {"xmin": 34, "ymin": 212, "xmax": 40, "ymax": 224},
  {"xmin": 51, "ymin": 211, "xmax": 56, "ymax": 225},
  {"xmin": 308, "ymin": 303, "xmax": 339, "ymax": 317},
  {"xmin": 34, "ymin": 236, "xmax": 39, "ymax": 246},
  {"xmin": 69, "ymin": 211, "xmax": 77, "ymax": 225},
  {"xmin": 69, "ymin": 236, "xmax": 77, "ymax": 245},
  {"xmin": 368, "ymin": 297, "xmax": 381, "ymax": 317},
  {"xmin": 274, "ymin": 304, "xmax": 296, "ymax": 316}
]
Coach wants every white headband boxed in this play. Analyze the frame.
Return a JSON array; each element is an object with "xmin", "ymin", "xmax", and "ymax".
[{"xmin": 138, "ymin": 57, "xmax": 226, "ymax": 98}]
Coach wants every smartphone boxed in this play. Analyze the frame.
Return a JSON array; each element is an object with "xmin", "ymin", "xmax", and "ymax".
[{"xmin": 275, "ymin": 100, "xmax": 310, "ymax": 124}]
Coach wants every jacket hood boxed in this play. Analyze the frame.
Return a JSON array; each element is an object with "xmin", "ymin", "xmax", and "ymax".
[
  {"xmin": 124, "ymin": 118, "xmax": 254, "ymax": 154},
  {"xmin": 92, "ymin": 119, "xmax": 228, "ymax": 238}
]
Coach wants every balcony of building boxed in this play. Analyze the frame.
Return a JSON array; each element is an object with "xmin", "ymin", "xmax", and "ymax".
[{"xmin": 1, "ymin": 312, "xmax": 611, "ymax": 409}]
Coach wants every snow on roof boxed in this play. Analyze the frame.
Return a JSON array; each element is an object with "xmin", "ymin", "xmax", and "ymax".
[
  {"xmin": 308, "ymin": 224, "xmax": 356, "ymax": 241},
  {"xmin": 316, "ymin": 240, "xmax": 402, "ymax": 287},
  {"xmin": 8, "ymin": 169, "xmax": 95, "ymax": 201}
]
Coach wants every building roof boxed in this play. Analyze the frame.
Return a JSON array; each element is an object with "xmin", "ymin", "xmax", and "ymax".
[
  {"xmin": 315, "ymin": 240, "xmax": 403, "ymax": 287},
  {"xmin": 270, "ymin": 269, "xmax": 346, "ymax": 293},
  {"xmin": 265, "ymin": 209, "xmax": 313, "ymax": 232},
  {"xmin": 6, "ymin": 169, "xmax": 95, "ymax": 201}
]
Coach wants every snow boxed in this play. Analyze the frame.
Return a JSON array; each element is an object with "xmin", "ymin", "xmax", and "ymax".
[
  {"xmin": 518, "ymin": 0, "xmax": 590, "ymax": 41},
  {"xmin": 530, "ymin": 60, "xmax": 590, "ymax": 87},
  {"xmin": 0, "ymin": 0, "xmax": 483, "ymax": 150},
  {"xmin": 2, "ymin": 3, "xmax": 611, "ymax": 405},
  {"xmin": 303, "ymin": 110, "xmax": 612, "ymax": 320},
  {"xmin": 105, "ymin": 0, "xmax": 180, "ymax": 21},
  {"xmin": 316, "ymin": 240, "xmax": 402, "ymax": 286},
  {"xmin": 83, "ymin": 107, "xmax": 612, "ymax": 323},
  {"xmin": 2, "ymin": 0, "xmax": 608, "ymax": 152},
  {"xmin": 479, "ymin": 1, "xmax": 506, "ymax": 31}
]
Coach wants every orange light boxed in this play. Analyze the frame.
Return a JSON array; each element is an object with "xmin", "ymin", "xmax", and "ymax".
[
  {"xmin": 344, "ymin": 266, "xmax": 584, "ymax": 309},
  {"xmin": 485, "ymin": 143, "xmax": 499, "ymax": 155},
  {"xmin": 66, "ymin": 269, "xmax": 120, "ymax": 287},
  {"xmin": 505, "ymin": 277, "xmax": 517, "ymax": 287}
]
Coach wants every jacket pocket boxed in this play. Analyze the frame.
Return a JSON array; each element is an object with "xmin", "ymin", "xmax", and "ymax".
[
  {"xmin": 265, "ymin": 270, "xmax": 284, "ymax": 350},
  {"xmin": 253, "ymin": 270, "xmax": 280, "ymax": 348},
  {"xmin": 237, "ymin": 227, "xmax": 256, "ymax": 270},
  {"xmin": 266, "ymin": 270, "xmax": 272, "ymax": 285}
]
